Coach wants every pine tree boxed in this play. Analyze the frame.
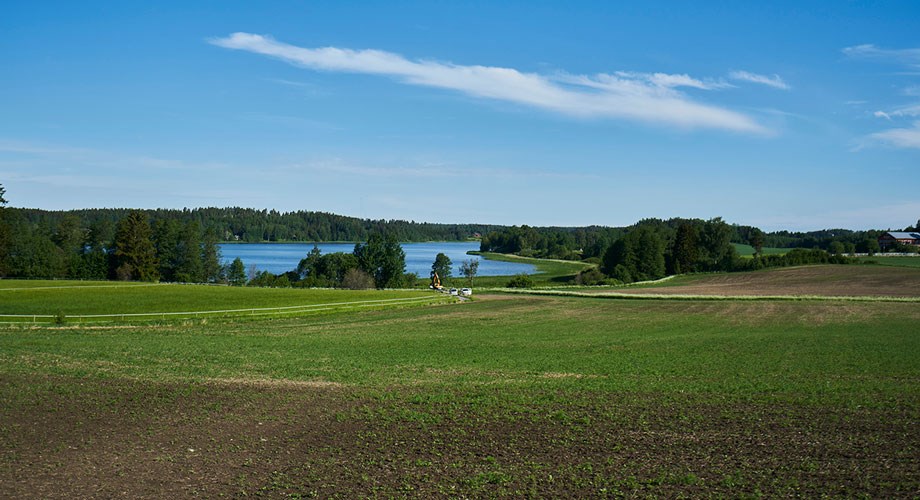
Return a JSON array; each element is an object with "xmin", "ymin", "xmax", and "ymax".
[
  {"xmin": 671, "ymin": 222, "xmax": 699, "ymax": 274},
  {"xmin": 174, "ymin": 221, "xmax": 204, "ymax": 282},
  {"xmin": 228, "ymin": 257, "xmax": 247, "ymax": 286},
  {"xmin": 114, "ymin": 210, "xmax": 159, "ymax": 282},
  {"xmin": 201, "ymin": 228, "xmax": 222, "ymax": 283}
]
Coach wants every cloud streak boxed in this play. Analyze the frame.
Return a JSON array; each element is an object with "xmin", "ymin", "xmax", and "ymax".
[
  {"xmin": 209, "ymin": 33, "xmax": 767, "ymax": 134},
  {"xmin": 842, "ymin": 44, "xmax": 920, "ymax": 67},
  {"xmin": 867, "ymin": 121, "xmax": 920, "ymax": 150},
  {"xmin": 728, "ymin": 70, "xmax": 790, "ymax": 90}
]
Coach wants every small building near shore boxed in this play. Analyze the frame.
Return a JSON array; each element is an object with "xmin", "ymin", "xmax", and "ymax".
[{"xmin": 878, "ymin": 231, "xmax": 920, "ymax": 250}]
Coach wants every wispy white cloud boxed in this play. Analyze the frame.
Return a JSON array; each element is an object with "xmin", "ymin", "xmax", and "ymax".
[
  {"xmin": 871, "ymin": 104, "xmax": 920, "ymax": 121},
  {"xmin": 890, "ymin": 104, "xmax": 920, "ymax": 117},
  {"xmin": 842, "ymin": 44, "xmax": 920, "ymax": 67},
  {"xmin": 209, "ymin": 32, "xmax": 767, "ymax": 134},
  {"xmin": 610, "ymin": 71, "xmax": 733, "ymax": 90},
  {"xmin": 902, "ymin": 85, "xmax": 920, "ymax": 97},
  {"xmin": 866, "ymin": 121, "xmax": 920, "ymax": 150},
  {"xmin": 728, "ymin": 70, "xmax": 790, "ymax": 90}
]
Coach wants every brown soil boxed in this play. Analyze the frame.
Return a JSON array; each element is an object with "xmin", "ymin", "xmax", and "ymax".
[
  {"xmin": 1, "ymin": 375, "xmax": 917, "ymax": 498},
  {"xmin": 617, "ymin": 265, "xmax": 920, "ymax": 297}
]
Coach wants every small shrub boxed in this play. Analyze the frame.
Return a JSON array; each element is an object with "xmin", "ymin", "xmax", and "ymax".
[
  {"xmin": 574, "ymin": 267, "xmax": 606, "ymax": 286},
  {"xmin": 54, "ymin": 311, "xmax": 66, "ymax": 325},
  {"xmin": 506, "ymin": 274, "xmax": 534, "ymax": 288},
  {"xmin": 342, "ymin": 268, "xmax": 375, "ymax": 290}
]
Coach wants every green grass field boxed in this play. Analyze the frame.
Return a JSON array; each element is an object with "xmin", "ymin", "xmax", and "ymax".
[
  {"xmin": 732, "ymin": 243, "xmax": 788, "ymax": 256},
  {"xmin": 860, "ymin": 255, "xmax": 920, "ymax": 268},
  {"xmin": 0, "ymin": 280, "xmax": 446, "ymax": 322},
  {"xmin": 462, "ymin": 251, "xmax": 594, "ymax": 286},
  {"xmin": 1, "ymin": 278, "xmax": 917, "ymax": 496},
  {"xmin": 2, "ymin": 296, "xmax": 916, "ymax": 404}
]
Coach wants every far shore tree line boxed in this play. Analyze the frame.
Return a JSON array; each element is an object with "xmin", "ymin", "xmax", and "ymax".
[{"xmin": 0, "ymin": 184, "xmax": 916, "ymax": 287}]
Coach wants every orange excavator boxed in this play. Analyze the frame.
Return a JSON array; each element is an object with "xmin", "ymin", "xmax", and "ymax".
[{"xmin": 430, "ymin": 272, "xmax": 444, "ymax": 290}]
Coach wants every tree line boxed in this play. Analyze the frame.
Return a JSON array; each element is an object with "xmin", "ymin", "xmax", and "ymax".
[
  {"xmin": 0, "ymin": 206, "xmax": 223, "ymax": 283},
  {"xmin": 8, "ymin": 206, "xmax": 501, "ymax": 243},
  {"xmin": 1, "ymin": 183, "xmax": 915, "ymax": 286},
  {"xmin": 481, "ymin": 219, "xmax": 918, "ymax": 263}
]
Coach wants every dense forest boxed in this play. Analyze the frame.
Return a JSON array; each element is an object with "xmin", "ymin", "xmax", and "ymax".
[
  {"xmin": 8, "ymin": 206, "xmax": 501, "ymax": 243},
  {"xmin": 479, "ymin": 219, "xmax": 913, "ymax": 261},
  {"xmin": 0, "ymin": 184, "xmax": 916, "ymax": 286}
]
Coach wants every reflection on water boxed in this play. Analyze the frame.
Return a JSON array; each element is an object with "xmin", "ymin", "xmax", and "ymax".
[{"xmin": 219, "ymin": 242, "xmax": 536, "ymax": 277}]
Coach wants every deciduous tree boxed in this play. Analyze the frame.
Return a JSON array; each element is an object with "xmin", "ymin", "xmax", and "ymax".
[
  {"xmin": 431, "ymin": 252, "xmax": 452, "ymax": 282},
  {"xmin": 354, "ymin": 232, "xmax": 406, "ymax": 289},
  {"xmin": 459, "ymin": 258, "xmax": 479, "ymax": 287}
]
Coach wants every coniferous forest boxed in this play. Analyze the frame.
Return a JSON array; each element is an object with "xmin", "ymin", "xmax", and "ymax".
[{"xmin": 0, "ymin": 184, "xmax": 915, "ymax": 284}]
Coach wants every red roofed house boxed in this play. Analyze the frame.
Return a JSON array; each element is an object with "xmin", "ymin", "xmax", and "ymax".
[{"xmin": 878, "ymin": 231, "xmax": 920, "ymax": 250}]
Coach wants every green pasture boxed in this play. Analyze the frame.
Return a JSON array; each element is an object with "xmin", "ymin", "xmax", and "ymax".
[
  {"xmin": 0, "ymin": 280, "xmax": 444, "ymax": 321},
  {"xmin": 732, "ymin": 243, "xmax": 788, "ymax": 256},
  {"xmin": 860, "ymin": 255, "xmax": 920, "ymax": 268},
  {"xmin": 1, "ymin": 295, "xmax": 917, "ymax": 407},
  {"xmin": 460, "ymin": 251, "xmax": 594, "ymax": 286}
]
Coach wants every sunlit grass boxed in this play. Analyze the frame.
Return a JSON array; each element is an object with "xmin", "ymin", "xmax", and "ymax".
[{"xmin": 2, "ymin": 295, "xmax": 916, "ymax": 407}]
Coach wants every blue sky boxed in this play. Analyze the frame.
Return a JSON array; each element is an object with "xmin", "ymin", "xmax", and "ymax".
[{"xmin": 1, "ymin": 1, "xmax": 918, "ymax": 231}]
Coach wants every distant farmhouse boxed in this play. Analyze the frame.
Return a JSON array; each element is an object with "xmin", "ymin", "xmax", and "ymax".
[{"xmin": 878, "ymin": 231, "xmax": 920, "ymax": 250}]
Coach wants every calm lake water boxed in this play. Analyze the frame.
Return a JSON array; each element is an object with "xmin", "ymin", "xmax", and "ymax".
[{"xmin": 218, "ymin": 242, "xmax": 536, "ymax": 277}]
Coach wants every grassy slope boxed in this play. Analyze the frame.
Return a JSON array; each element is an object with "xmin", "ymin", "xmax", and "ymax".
[
  {"xmin": 0, "ymin": 280, "xmax": 437, "ymax": 316},
  {"xmin": 1, "ymin": 296, "xmax": 916, "ymax": 406},
  {"xmin": 464, "ymin": 251, "xmax": 594, "ymax": 287}
]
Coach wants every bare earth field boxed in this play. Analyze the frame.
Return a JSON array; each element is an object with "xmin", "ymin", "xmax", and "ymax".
[
  {"xmin": 615, "ymin": 265, "xmax": 920, "ymax": 297},
  {"xmin": 2, "ymin": 375, "xmax": 917, "ymax": 498}
]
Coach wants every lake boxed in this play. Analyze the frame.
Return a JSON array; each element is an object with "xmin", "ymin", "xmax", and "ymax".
[{"xmin": 218, "ymin": 242, "xmax": 536, "ymax": 277}]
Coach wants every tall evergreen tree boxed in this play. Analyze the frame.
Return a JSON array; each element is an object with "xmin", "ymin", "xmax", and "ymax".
[
  {"xmin": 670, "ymin": 221, "xmax": 699, "ymax": 274},
  {"xmin": 114, "ymin": 210, "xmax": 159, "ymax": 281},
  {"xmin": 152, "ymin": 219, "xmax": 181, "ymax": 281},
  {"xmin": 633, "ymin": 226, "xmax": 665, "ymax": 281},
  {"xmin": 174, "ymin": 220, "xmax": 204, "ymax": 282},
  {"xmin": 0, "ymin": 184, "xmax": 9, "ymax": 276},
  {"xmin": 297, "ymin": 245, "xmax": 323, "ymax": 279},
  {"xmin": 201, "ymin": 227, "xmax": 222, "ymax": 283},
  {"xmin": 227, "ymin": 257, "xmax": 247, "ymax": 286}
]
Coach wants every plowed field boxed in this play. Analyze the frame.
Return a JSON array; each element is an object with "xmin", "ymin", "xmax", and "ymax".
[{"xmin": 616, "ymin": 265, "xmax": 920, "ymax": 297}]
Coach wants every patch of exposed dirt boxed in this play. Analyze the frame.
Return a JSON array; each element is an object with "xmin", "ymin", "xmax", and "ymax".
[
  {"xmin": 1, "ymin": 375, "xmax": 917, "ymax": 498},
  {"xmin": 616, "ymin": 265, "xmax": 920, "ymax": 297}
]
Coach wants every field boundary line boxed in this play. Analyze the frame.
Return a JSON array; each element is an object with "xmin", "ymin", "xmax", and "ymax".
[
  {"xmin": 0, "ymin": 295, "xmax": 447, "ymax": 322},
  {"xmin": 489, "ymin": 289, "xmax": 920, "ymax": 302}
]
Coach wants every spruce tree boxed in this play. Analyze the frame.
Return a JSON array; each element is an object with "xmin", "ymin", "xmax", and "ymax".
[{"xmin": 114, "ymin": 210, "xmax": 159, "ymax": 282}]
